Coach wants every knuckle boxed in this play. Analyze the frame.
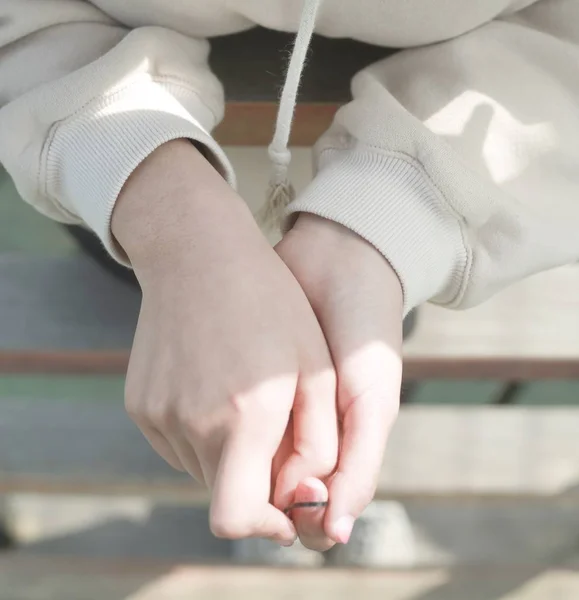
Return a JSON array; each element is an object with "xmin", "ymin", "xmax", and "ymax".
[
  {"xmin": 177, "ymin": 394, "xmax": 238, "ymax": 442},
  {"xmin": 229, "ymin": 385, "xmax": 291, "ymax": 422},
  {"xmin": 123, "ymin": 369, "xmax": 142, "ymax": 413},
  {"xmin": 210, "ymin": 514, "xmax": 253, "ymax": 540},
  {"xmin": 319, "ymin": 453, "xmax": 339, "ymax": 476},
  {"xmin": 347, "ymin": 384, "xmax": 400, "ymax": 422},
  {"xmin": 356, "ymin": 478, "xmax": 379, "ymax": 511},
  {"xmin": 178, "ymin": 408, "xmax": 204, "ymax": 438},
  {"xmin": 124, "ymin": 388, "xmax": 174, "ymax": 432},
  {"xmin": 312, "ymin": 447, "xmax": 338, "ymax": 476},
  {"xmin": 147, "ymin": 403, "xmax": 174, "ymax": 430},
  {"xmin": 124, "ymin": 391, "xmax": 143, "ymax": 424},
  {"xmin": 292, "ymin": 445, "xmax": 337, "ymax": 481},
  {"xmin": 228, "ymin": 390, "xmax": 264, "ymax": 418}
]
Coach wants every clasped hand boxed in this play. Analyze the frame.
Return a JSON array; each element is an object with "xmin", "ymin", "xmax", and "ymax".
[{"xmin": 113, "ymin": 141, "xmax": 403, "ymax": 551}]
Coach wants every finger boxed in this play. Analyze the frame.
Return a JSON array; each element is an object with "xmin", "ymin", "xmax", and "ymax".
[
  {"xmin": 125, "ymin": 359, "xmax": 187, "ymax": 473},
  {"xmin": 289, "ymin": 478, "xmax": 334, "ymax": 552},
  {"xmin": 326, "ymin": 345, "xmax": 402, "ymax": 544},
  {"xmin": 271, "ymin": 418, "xmax": 294, "ymax": 501},
  {"xmin": 167, "ymin": 429, "xmax": 207, "ymax": 485},
  {"xmin": 211, "ymin": 432, "xmax": 296, "ymax": 545},
  {"xmin": 126, "ymin": 402, "xmax": 192, "ymax": 475},
  {"xmin": 273, "ymin": 364, "xmax": 338, "ymax": 516},
  {"xmin": 273, "ymin": 368, "xmax": 337, "ymax": 549},
  {"xmin": 210, "ymin": 379, "xmax": 298, "ymax": 545},
  {"xmin": 135, "ymin": 405, "xmax": 206, "ymax": 483},
  {"xmin": 138, "ymin": 425, "xmax": 186, "ymax": 472}
]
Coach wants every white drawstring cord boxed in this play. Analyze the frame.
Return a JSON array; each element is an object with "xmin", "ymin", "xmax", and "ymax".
[{"xmin": 260, "ymin": 0, "xmax": 323, "ymax": 230}]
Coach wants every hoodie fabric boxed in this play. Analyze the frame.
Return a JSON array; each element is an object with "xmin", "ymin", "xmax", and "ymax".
[{"xmin": 1, "ymin": 0, "xmax": 578, "ymax": 314}]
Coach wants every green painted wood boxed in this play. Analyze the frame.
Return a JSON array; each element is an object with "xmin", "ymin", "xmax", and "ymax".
[
  {"xmin": 0, "ymin": 376, "xmax": 124, "ymax": 404},
  {"xmin": 518, "ymin": 381, "xmax": 579, "ymax": 406},
  {"xmin": 0, "ymin": 170, "xmax": 76, "ymax": 255},
  {"xmin": 411, "ymin": 381, "xmax": 506, "ymax": 405}
]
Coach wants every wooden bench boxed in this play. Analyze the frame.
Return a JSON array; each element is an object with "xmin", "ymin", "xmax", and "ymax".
[
  {"xmin": 0, "ymin": 256, "xmax": 578, "ymax": 502},
  {"xmin": 5, "ymin": 28, "xmax": 578, "ymax": 379},
  {"xmin": 3, "ymin": 558, "xmax": 579, "ymax": 600},
  {"xmin": 210, "ymin": 27, "xmax": 394, "ymax": 146},
  {"xmin": 2, "ymin": 254, "xmax": 578, "ymax": 380},
  {"xmin": 1, "ymin": 28, "xmax": 579, "ymax": 594},
  {"xmin": 0, "ymin": 250, "xmax": 575, "ymax": 499},
  {"xmin": 1, "ymin": 395, "xmax": 578, "ymax": 502},
  {"xmin": 0, "ymin": 22, "xmax": 578, "ymax": 517},
  {"xmin": 404, "ymin": 264, "xmax": 579, "ymax": 381}
]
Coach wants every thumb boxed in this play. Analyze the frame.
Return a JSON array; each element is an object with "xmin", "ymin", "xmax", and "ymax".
[{"xmin": 325, "ymin": 342, "xmax": 401, "ymax": 544}]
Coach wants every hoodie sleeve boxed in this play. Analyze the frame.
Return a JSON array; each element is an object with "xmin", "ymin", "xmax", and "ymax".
[
  {"xmin": 287, "ymin": 0, "xmax": 579, "ymax": 314},
  {"xmin": 0, "ymin": 0, "xmax": 234, "ymax": 262}
]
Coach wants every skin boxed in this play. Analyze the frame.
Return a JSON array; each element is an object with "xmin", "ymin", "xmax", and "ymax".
[{"xmin": 112, "ymin": 139, "xmax": 403, "ymax": 550}]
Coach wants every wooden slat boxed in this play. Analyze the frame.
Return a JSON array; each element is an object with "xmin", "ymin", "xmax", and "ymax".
[
  {"xmin": 404, "ymin": 265, "xmax": 579, "ymax": 378},
  {"xmin": 1, "ymin": 402, "xmax": 577, "ymax": 500},
  {"xmin": 4, "ymin": 354, "xmax": 577, "ymax": 379},
  {"xmin": 0, "ymin": 255, "xmax": 137, "ymax": 355},
  {"xmin": 214, "ymin": 102, "xmax": 338, "ymax": 146},
  {"xmin": 0, "ymin": 254, "xmax": 130, "ymax": 373},
  {"xmin": 1, "ymin": 256, "xmax": 578, "ymax": 378},
  {"xmin": 209, "ymin": 28, "xmax": 391, "ymax": 103},
  {"xmin": 5, "ymin": 354, "xmax": 578, "ymax": 379},
  {"xmin": 403, "ymin": 358, "xmax": 579, "ymax": 380},
  {"xmin": 208, "ymin": 28, "xmax": 396, "ymax": 146},
  {"xmin": 0, "ymin": 350, "xmax": 128, "ymax": 374},
  {"xmin": 1, "ymin": 558, "xmax": 578, "ymax": 600},
  {"xmin": 7, "ymin": 495, "xmax": 579, "ymax": 569},
  {"xmin": 382, "ymin": 407, "xmax": 579, "ymax": 499}
]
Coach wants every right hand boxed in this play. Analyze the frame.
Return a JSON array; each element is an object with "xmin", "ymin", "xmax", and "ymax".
[{"xmin": 112, "ymin": 141, "xmax": 338, "ymax": 546}]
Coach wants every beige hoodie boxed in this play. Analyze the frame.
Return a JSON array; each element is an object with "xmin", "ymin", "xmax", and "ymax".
[{"xmin": 1, "ymin": 0, "xmax": 578, "ymax": 313}]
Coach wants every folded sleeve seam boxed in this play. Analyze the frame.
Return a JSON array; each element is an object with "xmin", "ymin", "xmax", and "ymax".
[
  {"xmin": 316, "ymin": 142, "xmax": 474, "ymax": 307},
  {"xmin": 39, "ymin": 74, "xmax": 220, "ymax": 206}
]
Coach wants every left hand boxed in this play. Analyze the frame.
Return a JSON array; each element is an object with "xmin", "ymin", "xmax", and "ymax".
[{"xmin": 274, "ymin": 213, "xmax": 404, "ymax": 551}]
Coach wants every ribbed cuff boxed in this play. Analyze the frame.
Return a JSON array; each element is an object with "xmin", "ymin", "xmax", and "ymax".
[
  {"xmin": 43, "ymin": 79, "xmax": 235, "ymax": 264},
  {"xmin": 286, "ymin": 145, "xmax": 467, "ymax": 313}
]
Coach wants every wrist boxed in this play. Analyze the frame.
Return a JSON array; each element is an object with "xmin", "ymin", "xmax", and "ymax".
[
  {"xmin": 112, "ymin": 139, "xmax": 254, "ymax": 278},
  {"xmin": 285, "ymin": 213, "xmax": 403, "ymax": 313},
  {"xmin": 112, "ymin": 140, "xmax": 211, "ymax": 268}
]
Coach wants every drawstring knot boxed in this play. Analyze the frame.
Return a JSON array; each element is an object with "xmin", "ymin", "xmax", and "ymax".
[
  {"xmin": 258, "ymin": 0, "xmax": 323, "ymax": 231},
  {"xmin": 261, "ymin": 145, "xmax": 295, "ymax": 230}
]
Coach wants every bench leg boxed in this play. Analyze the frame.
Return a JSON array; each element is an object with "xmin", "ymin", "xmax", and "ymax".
[
  {"xmin": 0, "ymin": 499, "xmax": 13, "ymax": 549},
  {"xmin": 494, "ymin": 381, "xmax": 526, "ymax": 404},
  {"xmin": 0, "ymin": 525, "xmax": 12, "ymax": 549},
  {"xmin": 402, "ymin": 309, "xmax": 418, "ymax": 340},
  {"xmin": 401, "ymin": 380, "xmax": 418, "ymax": 404}
]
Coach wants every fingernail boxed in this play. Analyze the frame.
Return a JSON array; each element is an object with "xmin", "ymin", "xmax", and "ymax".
[
  {"xmin": 280, "ymin": 539, "xmax": 295, "ymax": 547},
  {"xmin": 333, "ymin": 516, "xmax": 355, "ymax": 544}
]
